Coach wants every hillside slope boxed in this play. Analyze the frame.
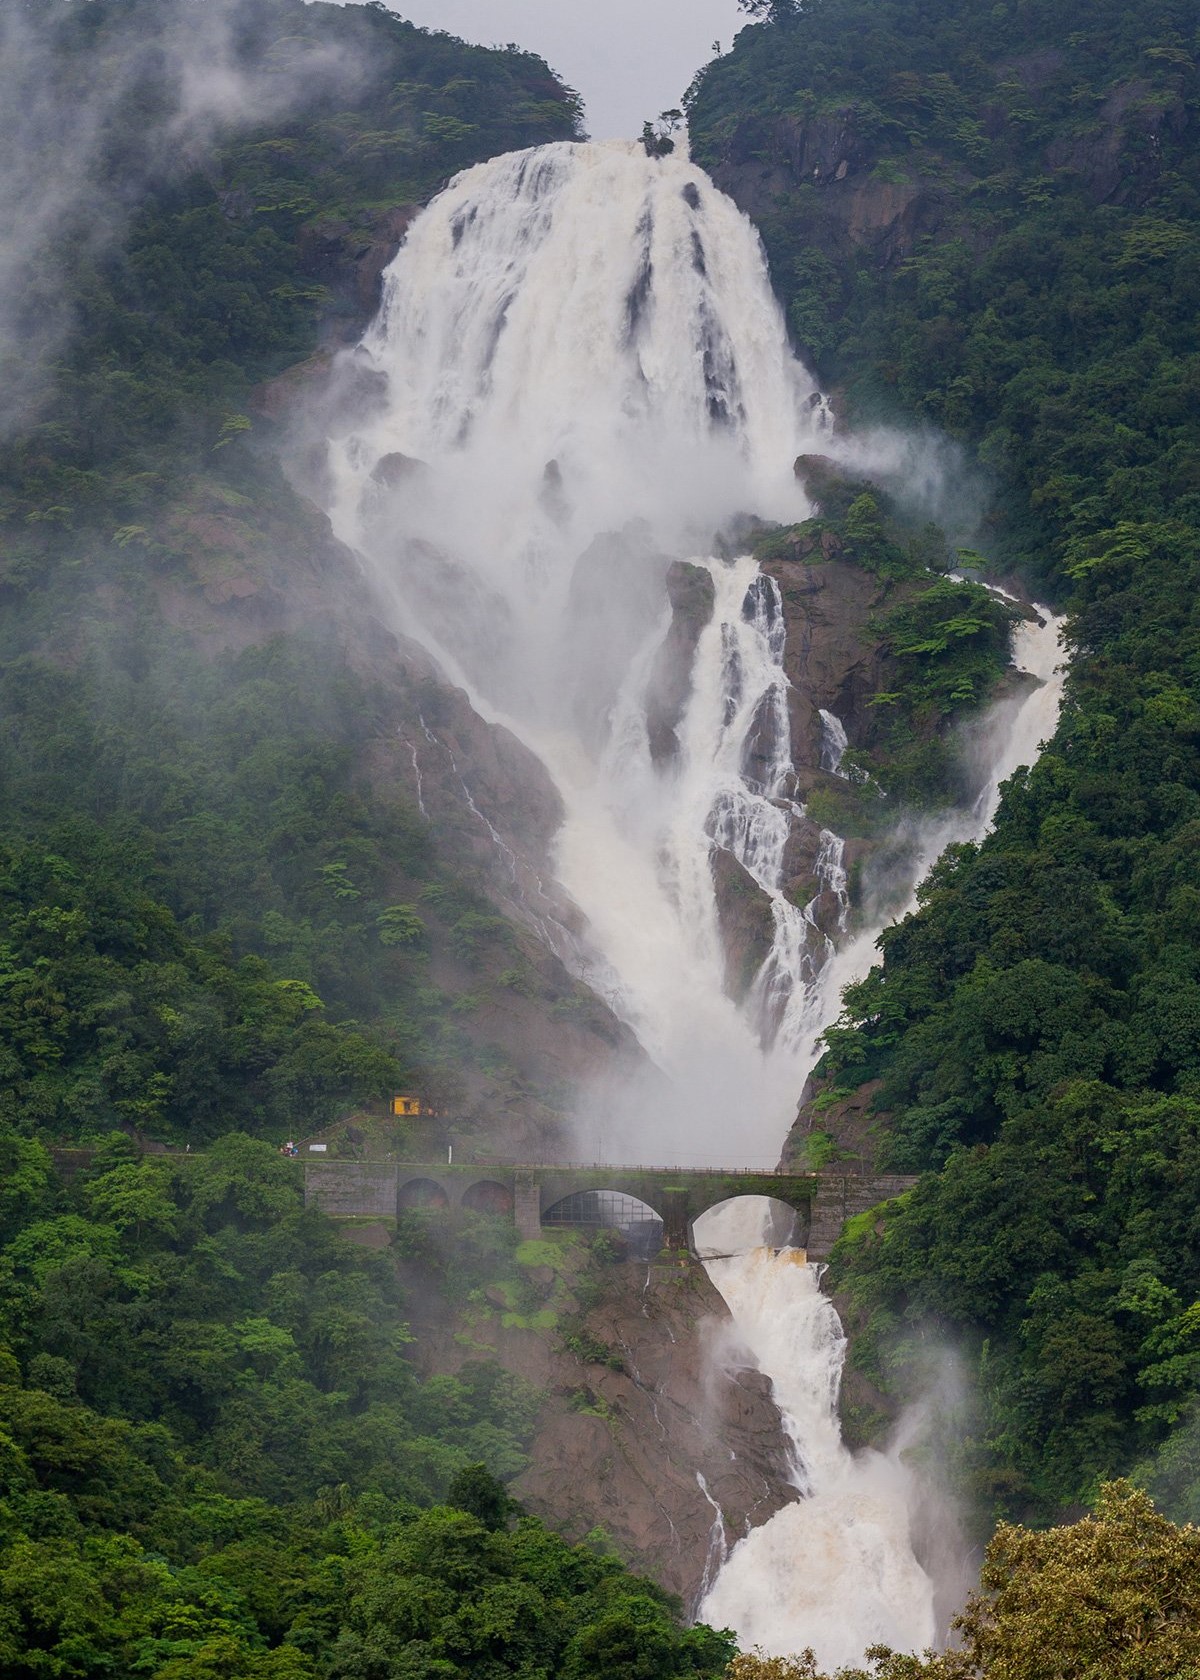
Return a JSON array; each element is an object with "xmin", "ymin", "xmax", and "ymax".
[
  {"xmin": 0, "ymin": 0, "xmax": 634, "ymax": 1157},
  {"xmin": 690, "ymin": 0, "xmax": 1200, "ymax": 1521}
]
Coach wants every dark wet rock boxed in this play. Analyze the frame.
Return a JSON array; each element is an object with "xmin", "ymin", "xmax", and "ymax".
[
  {"xmin": 295, "ymin": 202, "xmax": 420, "ymax": 330},
  {"xmin": 407, "ymin": 1256, "xmax": 799, "ymax": 1610},
  {"xmin": 765, "ymin": 554, "xmax": 893, "ymax": 771},
  {"xmin": 711, "ymin": 847, "xmax": 777, "ymax": 1003},
  {"xmin": 644, "ymin": 561, "xmax": 716, "ymax": 762},
  {"xmin": 370, "ymin": 450, "xmax": 427, "ymax": 487}
]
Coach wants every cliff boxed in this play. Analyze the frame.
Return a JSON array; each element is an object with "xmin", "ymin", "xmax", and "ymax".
[
  {"xmin": 647, "ymin": 467, "xmax": 1021, "ymax": 1031},
  {"xmin": 0, "ymin": 0, "xmax": 607, "ymax": 1156},
  {"xmin": 394, "ymin": 1235, "xmax": 799, "ymax": 1608}
]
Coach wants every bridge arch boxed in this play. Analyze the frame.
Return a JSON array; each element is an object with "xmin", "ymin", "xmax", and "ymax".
[
  {"xmin": 691, "ymin": 1194, "xmax": 804, "ymax": 1260},
  {"xmin": 461, "ymin": 1179, "xmax": 515, "ymax": 1216},
  {"xmin": 398, "ymin": 1176, "xmax": 450, "ymax": 1211},
  {"xmin": 543, "ymin": 1188, "xmax": 664, "ymax": 1259}
]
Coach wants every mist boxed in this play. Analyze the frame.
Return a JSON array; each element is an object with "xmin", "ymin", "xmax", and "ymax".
[{"xmin": 0, "ymin": 0, "xmax": 366, "ymax": 436}]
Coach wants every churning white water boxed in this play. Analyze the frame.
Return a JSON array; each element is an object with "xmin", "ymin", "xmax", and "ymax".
[
  {"xmin": 689, "ymin": 607, "xmax": 1064, "ymax": 1665},
  {"xmin": 696, "ymin": 1200, "xmax": 938, "ymax": 1666},
  {"xmin": 319, "ymin": 137, "xmax": 1067, "ymax": 1665},
  {"xmin": 325, "ymin": 139, "xmax": 843, "ymax": 1165}
]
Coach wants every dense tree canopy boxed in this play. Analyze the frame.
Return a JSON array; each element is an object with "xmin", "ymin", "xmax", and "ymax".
[
  {"xmin": 691, "ymin": 0, "xmax": 1200, "ymax": 1521},
  {"xmin": 0, "ymin": 1130, "xmax": 736, "ymax": 1680},
  {"xmin": 0, "ymin": 0, "xmax": 587, "ymax": 1147}
]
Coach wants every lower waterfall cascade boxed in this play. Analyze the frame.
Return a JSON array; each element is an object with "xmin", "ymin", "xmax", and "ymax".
[
  {"xmin": 690, "ymin": 593, "xmax": 1064, "ymax": 1667},
  {"xmin": 317, "ymin": 138, "xmax": 1068, "ymax": 1665},
  {"xmin": 695, "ymin": 1199, "xmax": 939, "ymax": 1667}
]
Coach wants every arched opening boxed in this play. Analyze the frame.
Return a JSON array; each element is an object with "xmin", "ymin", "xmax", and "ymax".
[
  {"xmin": 691, "ymin": 1195, "xmax": 804, "ymax": 1260},
  {"xmin": 543, "ymin": 1189, "xmax": 664, "ymax": 1260},
  {"xmin": 461, "ymin": 1180, "xmax": 514, "ymax": 1216},
  {"xmin": 398, "ymin": 1177, "xmax": 450, "ymax": 1211}
]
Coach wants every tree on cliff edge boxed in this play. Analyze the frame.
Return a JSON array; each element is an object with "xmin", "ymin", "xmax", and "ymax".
[
  {"xmin": 728, "ymin": 1482, "xmax": 1200, "ymax": 1678},
  {"xmin": 735, "ymin": 1, "xmax": 798, "ymax": 17}
]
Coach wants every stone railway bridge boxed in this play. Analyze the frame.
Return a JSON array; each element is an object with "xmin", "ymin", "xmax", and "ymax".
[{"xmin": 304, "ymin": 1160, "xmax": 918, "ymax": 1261}]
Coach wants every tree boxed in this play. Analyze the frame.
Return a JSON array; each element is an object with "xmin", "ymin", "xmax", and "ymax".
[
  {"xmin": 951, "ymin": 1481, "xmax": 1200, "ymax": 1678},
  {"xmin": 727, "ymin": 1483, "xmax": 1200, "ymax": 1678},
  {"xmin": 447, "ymin": 1462, "xmax": 512, "ymax": 1531}
]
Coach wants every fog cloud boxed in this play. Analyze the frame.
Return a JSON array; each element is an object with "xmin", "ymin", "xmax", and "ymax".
[{"xmin": 0, "ymin": 0, "xmax": 364, "ymax": 436}]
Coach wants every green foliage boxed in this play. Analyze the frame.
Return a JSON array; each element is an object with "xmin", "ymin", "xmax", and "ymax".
[
  {"xmin": 0, "ymin": 0, "xmax": 584, "ymax": 1150},
  {"xmin": 0, "ymin": 827, "xmax": 404, "ymax": 1142},
  {"xmin": 561, "ymin": 1327, "xmax": 626, "ymax": 1374},
  {"xmin": 375, "ymin": 905, "xmax": 427, "ymax": 949},
  {"xmin": 446, "ymin": 1462, "xmax": 512, "ymax": 1531},
  {"xmin": 690, "ymin": 0, "xmax": 1200, "ymax": 587},
  {"xmin": 0, "ymin": 1132, "xmax": 730, "ymax": 1678},
  {"xmin": 692, "ymin": 0, "xmax": 1200, "ymax": 1523},
  {"xmin": 792, "ymin": 1129, "xmax": 837, "ymax": 1171},
  {"xmin": 762, "ymin": 501, "xmax": 1015, "ymax": 812},
  {"xmin": 0, "ymin": 0, "xmax": 583, "ymax": 534},
  {"xmin": 726, "ymin": 1484, "xmax": 1200, "ymax": 1678}
]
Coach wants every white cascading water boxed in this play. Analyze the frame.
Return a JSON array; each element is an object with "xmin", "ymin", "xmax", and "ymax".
[
  {"xmin": 696, "ymin": 1198, "xmax": 938, "ymax": 1666},
  {"xmin": 326, "ymin": 139, "xmax": 845, "ymax": 1166},
  {"xmin": 691, "ymin": 606, "xmax": 1065, "ymax": 1668},
  {"xmin": 320, "ymin": 138, "xmax": 1067, "ymax": 1665}
]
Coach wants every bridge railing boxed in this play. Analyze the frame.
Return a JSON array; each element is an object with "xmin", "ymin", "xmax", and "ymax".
[{"xmin": 464, "ymin": 1160, "xmax": 820, "ymax": 1178}]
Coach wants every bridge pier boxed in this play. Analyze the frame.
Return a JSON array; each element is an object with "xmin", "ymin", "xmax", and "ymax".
[
  {"xmin": 806, "ymin": 1174, "xmax": 920, "ymax": 1259},
  {"xmin": 514, "ymin": 1170, "xmax": 542, "ymax": 1242},
  {"xmin": 660, "ymin": 1188, "xmax": 690, "ymax": 1251}
]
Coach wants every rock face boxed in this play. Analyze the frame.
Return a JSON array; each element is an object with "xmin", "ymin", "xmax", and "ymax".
[
  {"xmin": 629, "ymin": 531, "xmax": 892, "ymax": 1010},
  {"xmin": 709, "ymin": 71, "xmax": 1188, "ymax": 279},
  {"xmin": 294, "ymin": 202, "xmax": 421, "ymax": 338},
  {"xmin": 140, "ymin": 458, "xmax": 641, "ymax": 1160},
  {"xmin": 406, "ymin": 1254, "xmax": 798, "ymax": 1609},
  {"xmin": 764, "ymin": 543, "xmax": 894, "ymax": 785},
  {"xmin": 784, "ymin": 1077, "xmax": 889, "ymax": 1173},
  {"xmin": 708, "ymin": 107, "xmax": 952, "ymax": 270},
  {"xmin": 644, "ymin": 561, "xmax": 717, "ymax": 763},
  {"xmin": 711, "ymin": 848, "xmax": 777, "ymax": 1005}
]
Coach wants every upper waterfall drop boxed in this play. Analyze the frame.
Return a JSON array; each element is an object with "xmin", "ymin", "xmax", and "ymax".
[
  {"xmin": 325, "ymin": 139, "xmax": 839, "ymax": 1165},
  {"xmin": 327, "ymin": 141, "xmax": 824, "ymax": 722},
  {"xmin": 320, "ymin": 136, "xmax": 1066, "ymax": 1174}
]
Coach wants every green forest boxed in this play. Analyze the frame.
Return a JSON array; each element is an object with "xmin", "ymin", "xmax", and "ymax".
[
  {"xmin": 6, "ymin": 0, "xmax": 1200, "ymax": 1670},
  {"xmin": 0, "ymin": 1131, "xmax": 733, "ymax": 1678},
  {"xmin": 691, "ymin": 0, "xmax": 1200, "ymax": 1525},
  {"xmin": 0, "ymin": 0, "xmax": 592, "ymax": 1150},
  {"xmin": 0, "ymin": 3, "xmax": 737, "ymax": 1674}
]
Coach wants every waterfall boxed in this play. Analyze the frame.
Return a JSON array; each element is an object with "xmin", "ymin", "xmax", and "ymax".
[
  {"xmin": 818, "ymin": 708, "xmax": 850, "ymax": 776},
  {"xmin": 695, "ymin": 1200, "xmax": 938, "ymax": 1666},
  {"xmin": 318, "ymin": 137, "xmax": 1068, "ymax": 1665},
  {"xmin": 690, "ymin": 603, "xmax": 1064, "ymax": 1666},
  {"xmin": 325, "ymin": 139, "xmax": 835, "ymax": 1167},
  {"xmin": 808, "ymin": 602, "xmax": 1066, "ymax": 1030}
]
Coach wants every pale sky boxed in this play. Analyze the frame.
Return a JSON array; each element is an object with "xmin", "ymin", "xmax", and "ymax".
[{"xmin": 347, "ymin": 0, "xmax": 750, "ymax": 139}]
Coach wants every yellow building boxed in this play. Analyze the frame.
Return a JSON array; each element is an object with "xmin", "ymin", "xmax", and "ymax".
[{"xmin": 391, "ymin": 1094, "xmax": 435, "ymax": 1117}]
